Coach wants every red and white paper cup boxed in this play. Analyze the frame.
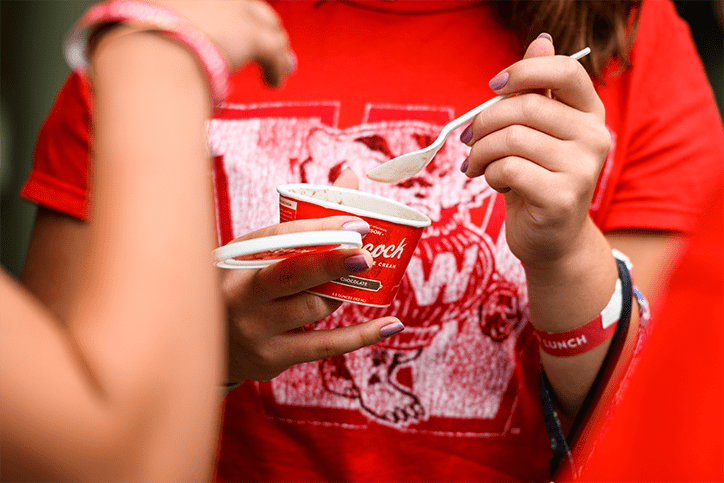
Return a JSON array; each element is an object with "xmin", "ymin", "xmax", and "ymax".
[{"xmin": 277, "ymin": 184, "xmax": 431, "ymax": 307}]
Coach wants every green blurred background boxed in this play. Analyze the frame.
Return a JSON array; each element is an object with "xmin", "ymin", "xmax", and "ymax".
[
  {"xmin": 1, "ymin": 1, "xmax": 722, "ymax": 280},
  {"xmin": 2, "ymin": 1, "xmax": 94, "ymax": 279}
]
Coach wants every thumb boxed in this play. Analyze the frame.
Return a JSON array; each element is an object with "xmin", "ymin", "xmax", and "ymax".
[
  {"xmin": 524, "ymin": 32, "xmax": 556, "ymax": 59},
  {"xmin": 524, "ymin": 33, "xmax": 555, "ymax": 97},
  {"xmin": 332, "ymin": 165, "xmax": 359, "ymax": 190},
  {"xmin": 283, "ymin": 317, "xmax": 405, "ymax": 365}
]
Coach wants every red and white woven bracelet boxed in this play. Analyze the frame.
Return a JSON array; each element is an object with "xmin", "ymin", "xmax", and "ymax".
[
  {"xmin": 64, "ymin": 0, "xmax": 230, "ymax": 105},
  {"xmin": 534, "ymin": 250, "xmax": 633, "ymax": 357}
]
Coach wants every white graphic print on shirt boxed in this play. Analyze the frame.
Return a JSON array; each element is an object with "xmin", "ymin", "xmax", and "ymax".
[{"xmin": 209, "ymin": 102, "xmax": 533, "ymax": 437}]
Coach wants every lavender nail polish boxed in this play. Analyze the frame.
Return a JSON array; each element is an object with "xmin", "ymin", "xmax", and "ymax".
[
  {"xmin": 344, "ymin": 254, "xmax": 370, "ymax": 273},
  {"xmin": 342, "ymin": 220, "xmax": 370, "ymax": 236},
  {"xmin": 489, "ymin": 71, "xmax": 509, "ymax": 91},
  {"xmin": 460, "ymin": 157, "xmax": 469, "ymax": 173},
  {"xmin": 459, "ymin": 124, "xmax": 473, "ymax": 144},
  {"xmin": 537, "ymin": 32, "xmax": 553, "ymax": 43},
  {"xmin": 380, "ymin": 320, "xmax": 405, "ymax": 338}
]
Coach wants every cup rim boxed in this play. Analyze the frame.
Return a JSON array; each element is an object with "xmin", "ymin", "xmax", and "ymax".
[{"xmin": 277, "ymin": 183, "xmax": 431, "ymax": 228}]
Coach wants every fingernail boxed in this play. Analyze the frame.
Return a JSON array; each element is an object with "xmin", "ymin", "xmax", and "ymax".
[
  {"xmin": 331, "ymin": 162, "xmax": 352, "ymax": 182},
  {"xmin": 459, "ymin": 123, "xmax": 473, "ymax": 144},
  {"xmin": 380, "ymin": 320, "xmax": 405, "ymax": 338},
  {"xmin": 344, "ymin": 254, "xmax": 370, "ymax": 273},
  {"xmin": 460, "ymin": 157, "xmax": 469, "ymax": 173},
  {"xmin": 342, "ymin": 220, "xmax": 370, "ymax": 236},
  {"xmin": 489, "ymin": 71, "xmax": 509, "ymax": 91},
  {"xmin": 537, "ymin": 32, "xmax": 553, "ymax": 43}
]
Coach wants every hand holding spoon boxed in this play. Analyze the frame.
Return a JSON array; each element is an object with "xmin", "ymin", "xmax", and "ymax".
[{"xmin": 365, "ymin": 47, "xmax": 592, "ymax": 184}]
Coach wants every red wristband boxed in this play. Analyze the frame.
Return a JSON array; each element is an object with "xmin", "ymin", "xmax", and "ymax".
[
  {"xmin": 64, "ymin": 0, "xmax": 230, "ymax": 105},
  {"xmin": 535, "ymin": 278, "xmax": 623, "ymax": 357}
]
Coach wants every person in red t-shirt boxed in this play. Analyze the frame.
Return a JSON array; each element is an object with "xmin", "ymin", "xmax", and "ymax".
[
  {"xmin": 18, "ymin": 1, "xmax": 724, "ymax": 481},
  {"xmin": 575, "ymin": 187, "xmax": 724, "ymax": 482}
]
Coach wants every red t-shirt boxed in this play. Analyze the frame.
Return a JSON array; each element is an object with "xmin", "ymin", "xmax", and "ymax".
[{"xmin": 20, "ymin": 1, "xmax": 724, "ymax": 481}]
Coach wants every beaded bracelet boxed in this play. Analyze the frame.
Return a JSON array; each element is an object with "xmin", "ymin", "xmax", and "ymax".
[{"xmin": 64, "ymin": 0, "xmax": 230, "ymax": 105}]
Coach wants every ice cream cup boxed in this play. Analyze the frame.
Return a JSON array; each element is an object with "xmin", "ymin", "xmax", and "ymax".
[{"xmin": 277, "ymin": 183, "xmax": 431, "ymax": 307}]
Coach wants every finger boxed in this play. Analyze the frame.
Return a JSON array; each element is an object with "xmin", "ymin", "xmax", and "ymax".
[
  {"xmin": 481, "ymin": 155, "xmax": 560, "ymax": 205},
  {"xmin": 255, "ymin": 247, "xmax": 373, "ymax": 300},
  {"xmin": 245, "ymin": 1, "xmax": 296, "ymax": 86},
  {"xmin": 247, "ymin": 0, "xmax": 284, "ymax": 29},
  {"xmin": 332, "ymin": 167, "xmax": 360, "ymax": 190},
  {"xmin": 266, "ymin": 291, "xmax": 344, "ymax": 333},
  {"xmin": 488, "ymin": 55, "xmax": 603, "ymax": 116},
  {"xmin": 465, "ymin": 124, "xmax": 570, "ymax": 177},
  {"xmin": 464, "ymin": 116, "xmax": 609, "ymax": 187},
  {"xmin": 278, "ymin": 317, "xmax": 405, "ymax": 365},
  {"xmin": 254, "ymin": 30, "xmax": 296, "ymax": 87},
  {"xmin": 522, "ymin": 33, "xmax": 555, "ymax": 98},
  {"xmin": 524, "ymin": 33, "xmax": 555, "ymax": 60},
  {"xmin": 483, "ymin": 154, "xmax": 596, "ymax": 215},
  {"xmin": 229, "ymin": 216, "xmax": 370, "ymax": 244},
  {"xmin": 465, "ymin": 92, "xmax": 594, "ymax": 145}
]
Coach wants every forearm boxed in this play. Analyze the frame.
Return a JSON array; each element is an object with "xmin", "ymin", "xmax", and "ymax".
[
  {"xmin": 78, "ymin": 28, "xmax": 224, "ymax": 477},
  {"xmin": 525, "ymin": 217, "xmax": 624, "ymax": 418}
]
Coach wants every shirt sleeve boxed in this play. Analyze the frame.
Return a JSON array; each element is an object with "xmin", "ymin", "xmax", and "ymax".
[
  {"xmin": 20, "ymin": 72, "xmax": 93, "ymax": 221},
  {"xmin": 601, "ymin": 0, "xmax": 724, "ymax": 234}
]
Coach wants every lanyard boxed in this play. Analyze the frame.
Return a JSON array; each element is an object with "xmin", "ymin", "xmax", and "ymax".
[{"xmin": 541, "ymin": 257, "xmax": 634, "ymax": 479}]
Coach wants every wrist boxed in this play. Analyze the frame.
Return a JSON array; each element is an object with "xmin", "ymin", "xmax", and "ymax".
[
  {"xmin": 65, "ymin": 0, "xmax": 230, "ymax": 105},
  {"xmin": 525, "ymin": 219, "xmax": 618, "ymax": 333},
  {"xmin": 534, "ymin": 250, "xmax": 640, "ymax": 359},
  {"xmin": 535, "ymin": 277, "xmax": 622, "ymax": 357}
]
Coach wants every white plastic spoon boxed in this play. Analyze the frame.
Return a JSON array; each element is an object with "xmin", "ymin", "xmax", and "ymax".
[{"xmin": 365, "ymin": 47, "xmax": 591, "ymax": 183}]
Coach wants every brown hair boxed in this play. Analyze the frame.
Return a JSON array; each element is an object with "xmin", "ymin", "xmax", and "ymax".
[{"xmin": 490, "ymin": 0, "xmax": 642, "ymax": 81}]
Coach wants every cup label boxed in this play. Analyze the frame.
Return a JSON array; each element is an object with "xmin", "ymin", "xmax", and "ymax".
[
  {"xmin": 364, "ymin": 238, "xmax": 406, "ymax": 260},
  {"xmin": 278, "ymin": 193, "xmax": 425, "ymax": 307},
  {"xmin": 333, "ymin": 275, "xmax": 382, "ymax": 292}
]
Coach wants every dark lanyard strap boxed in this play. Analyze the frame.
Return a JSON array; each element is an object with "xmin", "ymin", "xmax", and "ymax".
[{"xmin": 541, "ymin": 257, "xmax": 634, "ymax": 478}]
